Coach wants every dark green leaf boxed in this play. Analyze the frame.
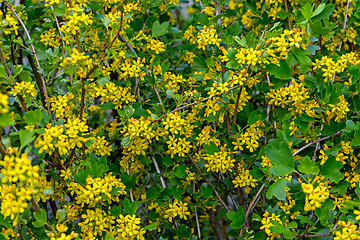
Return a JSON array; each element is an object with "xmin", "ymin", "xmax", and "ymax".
[
  {"xmin": 321, "ymin": 156, "xmax": 344, "ymax": 183},
  {"xmin": 311, "ymin": 4, "xmax": 335, "ymax": 21},
  {"xmin": 266, "ymin": 60, "xmax": 292, "ymax": 79},
  {"xmin": 247, "ymin": 111, "xmax": 261, "ymax": 126},
  {"xmin": 174, "ymin": 165, "xmax": 187, "ymax": 179},
  {"xmin": 203, "ymin": 141, "xmax": 220, "ymax": 155},
  {"xmin": 226, "ymin": 206, "xmax": 245, "ymax": 229},
  {"xmin": 266, "ymin": 178, "xmax": 290, "ymax": 200},
  {"xmin": 266, "ymin": 141, "xmax": 295, "ymax": 176}
]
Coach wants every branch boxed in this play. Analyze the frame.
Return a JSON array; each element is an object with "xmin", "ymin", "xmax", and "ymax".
[
  {"xmin": 4, "ymin": 1, "xmax": 52, "ymax": 119},
  {"xmin": 233, "ymin": 70, "xmax": 253, "ymax": 124},
  {"xmin": 292, "ymin": 131, "xmax": 341, "ymax": 156},
  {"xmin": 187, "ymin": 153, "xmax": 230, "ymax": 211}
]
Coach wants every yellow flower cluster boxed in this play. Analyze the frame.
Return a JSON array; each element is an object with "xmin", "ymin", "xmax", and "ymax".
[
  {"xmin": 60, "ymin": 11, "xmax": 93, "ymax": 35},
  {"xmin": 163, "ymin": 72, "xmax": 186, "ymax": 92},
  {"xmin": 327, "ymin": 95, "xmax": 350, "ymax": 122},
  {"xmin": 184, "ymin": 25, "xmax": 197, "ymax": 44},
  {"xmin": 267, "ymin": 80, "xmax": 317, "ymax": 116},
  {"xmin": 236, "ymin": 47, "xmax": 264, "ymax": 66},
  {"xmin": 40, "ymin": 28, "xmax": 61, "ymax": 47},
  {"xmin": 334, "ymin": 221, "xmax": 360, "ymax": 240},
  {"xmin": 120, "ymin": 58, "xmax": 146, "ymax": 80},
  {"xmin": 164, "ymin": 199, "xmax": 191, "ymax": 222},
  {"xmin": 145, "ymin": 39, "xmax": 166, "ymax": 54},
  {"xmin": 182, "ymin": 51, "xmax": 196, "ymax": 64},
  {"xmin": 197, "ymin": 25, "xmax": 221, "ymax": 50},
  {"xmin": 42, "ymin": 0, "xmax": 60, "ymax": 7},
  {"xmin": 232, "ymin": 165, "xmax": 257, "ymax": 193},
  {"xmin": 50, "ymin": 93, "xmax": 75, "ymax": 119},
  {"xmin": 260, "ymin": 211, "xmax": 282, "ymax": 239},
  {"xmin": 67, "ymin": 174, "xmax": 126, "ymax": 207},
  {"xmin": 166, "ymin": 135, "xmax": 191, "ymax": 157},
  {"xmin": 10, "ymin": 81, "xmax": 37, "ymax": 98},
  {"xmin": 113, "ymin": 214, "xmax": 146, "ymax": 240},
  {"xmin": 34, "ymin": 124, "xmax": 69, "ymax": 155},
  {"xmin": 89, "ymin": 82, "xmax": 136, "ymax": 109},
  {"xmin": 123, "ymin": 117, "xmax": 154, "ymax": 140},
  {"xmin": 86, "ymin": 136, "xmax": 112, "ymax": 156},
  {"xmin": 0, "ymin": 92, "xmax": 9, "ymax": 114},
  {"xmin": 301, "ymin": 178, "xmax": 330, "ymax": 211},
  {"xmin": 204, "ymin": 145, "xmax": 235, "ymax": 173},
  {"xmin": 0, "ymin": 153, "xmax": 39, "ymax": 225},
  {"xmin": 47, "ymin": 224, "xmax": 78, "ymax": 240},
  {"xmin": 232, "ymin": 121, "xmax": 264, "ymax": 152},
  {"xmin": 3, "ymin": 11, "xmax": 19, "ymax": 35},
  {"xmin": 60, "ymin": 48, "xmax": 91, "ymax": 67}
]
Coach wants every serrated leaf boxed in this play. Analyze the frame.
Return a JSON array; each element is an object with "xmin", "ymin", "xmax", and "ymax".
[
  {"xmin": 226, "ymin": 206, "xmax": 245, "ymax": 229},
  {"xmin": 298, "ymin": 156, "xmax": 320, "ymax": 175},
  {"xmin": 266, "ymin": 141, "xmax": 295, "ymax": 176},
  {"xmin": 33, "ymin": 209, "xmax": 47, "ymax": 228},
  {"xmin": 266, "ymin": 60, "xmax": 292, "ymax": 79},
  {"xmin": 247, "ymin": 111, "xmax": 261, "ymax": 126},
  {"xmin": 152, "ymin": 21, "xmax": 169, "ymax": 37},
  {"xmin": 270, "ymin": 220, "xmax": 293, "ymax": 239},
  {"xmin": 24, "ymin": 109, "xmax": 43, "ymax": 125},
  {"xmin": 321, "ymin": 156, "xmax": 344, "ymax": 184},
  {"xmin": 266, "ymin": 178, "xmax": 290, "ymax": 200}
]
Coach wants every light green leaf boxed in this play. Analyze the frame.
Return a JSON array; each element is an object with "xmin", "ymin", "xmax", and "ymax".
[
  {"xmin": 0, "ymin": 114, "xmax": 15, "ymax": 127},
  {"xmin": 301, "ymin": 3, "xmax": 313, "ymax": 20},
  {"xmin": 33, "ymin": 209, "xmax": 47, "ymax": 228},
  {"xmin": 20, "ymin": 129, "xmax": 35, "ymax": 150},
  {"xmin": 152, "ymin": 21, "xmax": 169, "ymax": 38},
  {"xmin": 298, "ymin": 156, "xmax": 320, "ymax": 175},
  {"xmin": 24, "ymin": 109, "xmax": 43, "ymax": 126}
]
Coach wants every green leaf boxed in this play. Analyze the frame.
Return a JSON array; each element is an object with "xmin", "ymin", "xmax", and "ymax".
[
  {"xmin": 270, "ymin": 220, "xmax": 293, "ymax": 239},
  {"xmin": 0, "ymin": 65, "xmax": 6, "ymax": 78},
  {"xmin": 311, "ymin": 4, "xmax": 335, "ymax": 21},
  {"xmin": 0, "ymin": 114, "xmax": 15, "ymax": 127},
  {"xmin": 226, "ymin": 206, "xmax": 245, "ymax": 229},
  {"xmin": 144, "ymin": 223, "xmax": 158, "ymax": 230},
  {"xmin": 330, "ymin": 181, "xmax": 350, "ymax": 195},
  {"xmin": 110, "ymin": 205, "xmax": 122, "ymax": 217},
  {"xmin": 292, "ymin": 48, "xmax": 312, "ymax": 69},
  {"xmin": 247, "ymin": 111, "xmax": 261, "ymax": 126},
  {"xmin": 24, "ymin": 109, "xmax": 43, "ymax": 125},
  {"xmin": 315, "ymin": 199, "xmax": 334, "ymax": 226},
  {"xmin": 120, "ymin": 173, "xmax": 137, "ymax": 190},
  {"xmin": 20, "ymin": 129, "xmax": 35, "ymax": 150},
  {"xmin": 13, "ymin": 65, "xmax": 23, "ymax": 77},
  {"xmin": 266, "ymin": 60, "xmax": 292, "ymax": 79},
  {"xmin": 52, "ymin": 1, "xmax": 66, "ymax": 16},
  {"xmin": 174, "ymin": 165, "xmax": 187, "ymax": 179},
  {"xmin": 73, "ymin": 170, "xmax": 87, "ymax": 185},
  {"xmin": 56, "ymin": 208, "xmax": 66, "ymax": 222},
  {"xmin": 203, "ymin": 141, "xmax": 220, "ymax": 155},
  {"xmin": 152, "ymin": 21, "xmax": 169, "ymax": 38},
  {"xmin": 266, "ymin": 178, "xmax": 290, "ymax": 200},
  {"xmin": 200, "ymin": 185, "xmax": 213, "ymax": 198},
  {"xmin": 321, "ymin": 156, "xmax": 344, "ymax": 184},
  {"xmin": 193, "ymin": 56, "xmax": 208, "ymax": 71},
  {"xmin": 147, "ymin": 185, "xmax": 162, "ymax": 199},
  {"xmin": 298, "ymin": 156, "xmax": 320, "ymax": 175},
  {"xmin": 175, "ymin": 224, "xmax": 191, "ymax": 238},
  {"xmin": 121, "ymin": 136, "xmax": 132, "ymax": 147},
  {"xmin": 312, "ymin": 3, "xmax": 326, "ymax": 18},
  {"xmin": 266, "ymin": 141, "xmax": 295, "ymax": 176},
  {"xmin": 0, "ymin": 213, "xmax": 12, "ymax": 228},
  {"xmin": 301, "ymin": 3, "xmax": 313, "ymax": 20},
  {"xmin": 33, "ymin": 209, "xmax": 47, "ymax": 228}
]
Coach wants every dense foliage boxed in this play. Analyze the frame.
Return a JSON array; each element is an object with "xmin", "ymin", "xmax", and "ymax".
[{"xmin": 1, "ymin": 0, "xmax": 360, "ymax": 239}]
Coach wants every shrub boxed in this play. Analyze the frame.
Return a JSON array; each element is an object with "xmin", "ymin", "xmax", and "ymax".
[{"xmin": 1, "ymin": 0, "xmax": 360, "ymax": 239}]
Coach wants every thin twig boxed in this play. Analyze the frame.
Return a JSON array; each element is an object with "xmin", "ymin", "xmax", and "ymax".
[
  {"xmin": 5, "ymin": 1, "xmax": 52, "ymax": 119},
  {"xmin": 332, "ymin": 0, "xmax": 350, "ymax": 83},
  {"xmin": 187, "ymin": 153, "xmax": 230, "ymax": 211},
  {"xmin": 193, "ymin": 183, "xmax": 201, "ymax": 239},
  {"xmin": 233, "ymin": 70, "xmax": 253, "ymax": 124},
  {"xmin": 283, "ymin": 0, "xmax": 292, "ymax": 30},
  {"xmin": 292, "ymin": 131, "xmax": 341, "ymax": 156}
]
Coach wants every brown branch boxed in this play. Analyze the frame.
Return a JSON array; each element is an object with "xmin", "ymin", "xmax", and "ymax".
[
  {"xmin": 233, "ymin": 70, "xmax": 253, "ymax": 124},
  {"xmin": 283, "ymin": 0, "xmax": 292, "ymax": 30},
  {"xmin": 5, "ymin": 1, "xmax": 52, "ymax": 119},
  {"xmin": 187, "ymin": 153, "xmax": 230, "ymax": 211}
]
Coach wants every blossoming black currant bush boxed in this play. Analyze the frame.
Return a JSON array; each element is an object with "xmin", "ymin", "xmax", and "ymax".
[{"xmin": 1, "ymin": 0, "xmax": 360, "ymax": 239}]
